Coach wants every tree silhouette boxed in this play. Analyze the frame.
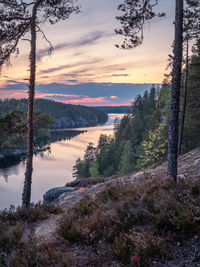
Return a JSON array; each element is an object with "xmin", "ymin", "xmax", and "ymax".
[
  {"xmin": 116, "ymin": 0, "xmax": 184, "ymax": 181},
  {"xmin": 178, "ymin": 0, "xmax": 200, "ymax": 155},
  {"xmin": 0, "ymin": 0, "xmax": 80, "ymax": 206}
]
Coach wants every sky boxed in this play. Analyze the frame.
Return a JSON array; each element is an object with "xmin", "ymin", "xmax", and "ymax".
[{"xmin": 0, "ymin": 0, "xmax": 175, "ymax": 106}]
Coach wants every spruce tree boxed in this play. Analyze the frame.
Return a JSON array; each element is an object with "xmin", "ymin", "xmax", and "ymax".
[
  {"xmin": 116, "ymin": 0, "xmax": 184, "ymax": 181},
  {"xmin": 183, "ymin": 40, "xmax": 200, "ymax": 151},
  {"xmin": 178, "ymin": 0, "xmax": 200, "ymax": 155}
]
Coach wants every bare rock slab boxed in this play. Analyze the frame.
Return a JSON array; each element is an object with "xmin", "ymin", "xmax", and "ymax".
[{"xmin": 43, "ymin": 187, "xmax": 75, "ymax": 203}]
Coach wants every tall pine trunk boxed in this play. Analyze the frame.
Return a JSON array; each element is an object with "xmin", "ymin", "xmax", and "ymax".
[
  {"xmin": 167, "ymin": 0, "xmax": 183, "ymax": 181},
  {"xmin": 22, "ymin": 5, "xmax": 37, "ymax": 206},
  {"xmin": 178, "ymin": 36, "xmax": 189, "ymax": 155}
]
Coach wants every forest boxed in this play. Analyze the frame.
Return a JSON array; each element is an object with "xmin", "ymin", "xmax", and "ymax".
[
  {"xmin": 0, "ymin": 98, "xmax": 108, "ymax": 123},
  {"xmin": 0, "ymin": 98, "xmax": 107, "ymax": 155},
  {"xmin": 73, "ymin": 40, "xmax": 200, "ymax": 179},
  {"xmin": 95, "ymin": 106, "xmax": 131, "ymax": 114},
  {"xmin": 0, "ymin": 0, "xmax": 200, "ymax": 266}
]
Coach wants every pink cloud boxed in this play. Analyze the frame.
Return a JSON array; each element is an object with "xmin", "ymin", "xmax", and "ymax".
[
  {"xmin": 60, "ymin": 96, "xmax": 108, "ymax": 104},
  {"xmin": 35, "ymin": 93, "xmax": 87, "ymax": 99},
  {"xmin": 0, "ymin": 90, "xmax": 28, "ymax": 99},
  {"xmin": 58, "ymin": 97, "xmax": 130, "ymax": 106}
]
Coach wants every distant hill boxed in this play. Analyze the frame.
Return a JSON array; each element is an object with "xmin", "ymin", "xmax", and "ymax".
[
  {"xmin": 95, "ymin": 106, "xmax": 131, "ymax": 114},
  {"xmin": 0, "ymin": 99, "xmax": 108, "ymax": 128}
]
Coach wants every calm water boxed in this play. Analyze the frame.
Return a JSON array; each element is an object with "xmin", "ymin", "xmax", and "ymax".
[{"xmin": 0, "ymin": 114, "xmax": 123, "ymax": 210}]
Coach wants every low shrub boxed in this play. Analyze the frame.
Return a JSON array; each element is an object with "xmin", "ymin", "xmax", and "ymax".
[
  {"xmin": 9, "ymin": 240, "xmax": 70, "ymax": 267},
  {"xmin": 0, "ymin": 222, "xmax": 24, "ymax": 254},
  {"xmin": 58, "ymin": 196, "xmax": 101, "ymax": 243},
  {"xmin": 112, "ymin": 231, "xmax": 167, "ymax": 264},
  {"xmin": 58, "ymin": 174, "xmax": 200, "ymax": 264},
  {"xmin": 112, "ymin": 232, "xmax": 134, "ymax": 263},
  {"xmin": 0, "ymin": 202, "xmax": 62, "ymax": 224},
  {"xmin": 0, "ymin": 202, "xmax": 63, "ymax": 266},
  {"xmin": 97, "ymin": 185, "xmax": 125, "ymax": 202},
  {"xmin": 66, "ymin": 177, "xmax": 111, "ymax": 188},
  {"xmin": 132, "ymin": 231, "xmax": 167, "ymax": 259}
]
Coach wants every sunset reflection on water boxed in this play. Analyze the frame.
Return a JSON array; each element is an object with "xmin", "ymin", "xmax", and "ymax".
[{"xmin": 0, "ymin": 114, "xmax": 124, "ymax": 209}]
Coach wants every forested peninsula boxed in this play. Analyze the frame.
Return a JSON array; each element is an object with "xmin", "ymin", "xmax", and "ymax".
[
  {"xmin": 0, "ymin": 99, "xmax": 107, "ymax": 161},
  {"xmin": 0, "ymin": 98, "xmax": 108, "ymax": 129}
]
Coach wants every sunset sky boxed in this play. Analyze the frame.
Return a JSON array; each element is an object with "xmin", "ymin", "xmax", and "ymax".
[{"xmin": 0, "ymin": 0, "xmax": 175, "ymax": 106}]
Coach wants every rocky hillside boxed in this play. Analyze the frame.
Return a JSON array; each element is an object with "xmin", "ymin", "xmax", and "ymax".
[
  {"xmin": 27, "ymin": 147, "xmax": 200, "ymax": 266},
  {"xmin": 1, "ymin": 148, "xmax": 200, "ymax": 266}
]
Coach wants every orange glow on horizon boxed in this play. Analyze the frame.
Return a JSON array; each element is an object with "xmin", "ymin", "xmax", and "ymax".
[{"xmin": 0, "ymin": 0, "xmax": 174, "ymax": 105}]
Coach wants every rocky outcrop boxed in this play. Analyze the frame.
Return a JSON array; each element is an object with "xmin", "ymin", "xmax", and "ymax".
[
  {"xmin": 52, "ymin": 116, "xmax": 98, "ymax": 129},
  {"xmin": 43, "ymin": 186, "xmax": 75, "ymax": 203},
  {"xmin": 27, "ymin": 147, "xmax": 200, "ymax": 266}
]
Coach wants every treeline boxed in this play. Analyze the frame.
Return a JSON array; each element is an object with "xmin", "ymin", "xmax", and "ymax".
[
  {"xmin": 95, "ymin": 106, "xmax": 130, "ymax": 114},
  {"xmin": 73, "ymin": 41, "xmax": 200, "ymax": 178},
  {"xmin": 0, "ymin": 99, "xmax": 108, "ymax": 152},
  {"xmin": 0, "ymin": 98, "xmax": 108, "ymax": 124}
]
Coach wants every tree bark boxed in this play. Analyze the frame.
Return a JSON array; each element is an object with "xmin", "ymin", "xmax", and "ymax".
[
  {"xmin": 178, "ymin": 36, "xmax": 189, "ymax": 156},
  {"xmin": 22, "ymin": 2, "xmax": 38, "ymax": 206},
  {"xmin": 167, "ymin": 0, "xmax": 184, "ymax": 182}
]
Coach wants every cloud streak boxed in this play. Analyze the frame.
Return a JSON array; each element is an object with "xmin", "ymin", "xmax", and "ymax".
[
  {"xmin": 0, "ymin": 82, "xmax": 158, "ymax": 105},
  {"xmin": 39, "ymin": 58, "xmax": 103, "ymax": 75},
  {"xmin": 37, "ymin": 31, "xmax": 110, "ymax": 61}
]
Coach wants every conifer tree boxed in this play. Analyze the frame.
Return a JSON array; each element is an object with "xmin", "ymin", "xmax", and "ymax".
[
  {"xmin": 116, "ymin": 0, "xmax": 184, "ymax": 181},
  {"xmin": 178, "ymin": 0, "xmax": 200, "ymax": 155},
  {"xmin": 118, "ymin": 140, "xmax": 132, "ymax": 174},
  {"xmin": 0, "ymin": 0, "xmax": 80, "ymax": 206},
  {"xmin": 183, "ymin": 40, "xmax": 200, "ymax": 151}
]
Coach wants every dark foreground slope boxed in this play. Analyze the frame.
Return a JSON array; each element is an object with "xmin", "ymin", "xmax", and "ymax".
[
  {"xmin": 1, "ymin": 148, "xmax": 199, "ymax": 266},
  {"xmin": 0, "ymin": 98, "xmax": 108, "ymax": 128}
]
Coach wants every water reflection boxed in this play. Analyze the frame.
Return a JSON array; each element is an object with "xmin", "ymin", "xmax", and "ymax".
[
  {"xmin": 0, "ymin": 129, "xmax": 86, "ymax": 170},
  {"xmin": 0, "ymin": 155, "xmax": 24, "ymax": 169},
  {"xmin": 49, "ymin": 129, "xmax": 86, "ymax": 143},
  {"xmin": 0, "ymin": 114, "xmax": 124, "ymax": 209},
  {"xmin": 0, "ymin": 166, "xmax": 19, "ymax": 182}
]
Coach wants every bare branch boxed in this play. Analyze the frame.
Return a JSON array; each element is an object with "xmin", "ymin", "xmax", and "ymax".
[
  {"xmin": 22, "ymin": 38, "xmax": 31, "ymax": 42},
  {"xmin": 36, "ymin": 24, "xmax": 53, "ymax": 54}
]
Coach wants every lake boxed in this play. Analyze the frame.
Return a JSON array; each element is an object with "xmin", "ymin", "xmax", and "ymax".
[{"xmin": 0, "ymin": 114, "xmax": 124, "ymax": 210}]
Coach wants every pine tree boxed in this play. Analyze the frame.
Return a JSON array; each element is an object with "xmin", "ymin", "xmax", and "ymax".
[
  {"xmin": 116, "ymin": 0, "xmax": 184, "ymax": 181},
  {"xmin": 178, "ymin": 0, "xmax": 200, "ymax": 155},
  {"xmin": 0, "ymin": 0, "xmax": 80, "ymax": 206},
  {"xmin": 118, "ymin": 140, "xmax": 132, "ymax": 174},
  {"xmin": 183, "ymin": 40, "xmax": 200, "ymax": 151},
  {"xmin": 167, "ymin": 0, "xmax": 184, "ymax": 181},
  {"xmin": 89, "ymin": 161, "xmax": 100, "ymax": 177}
]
